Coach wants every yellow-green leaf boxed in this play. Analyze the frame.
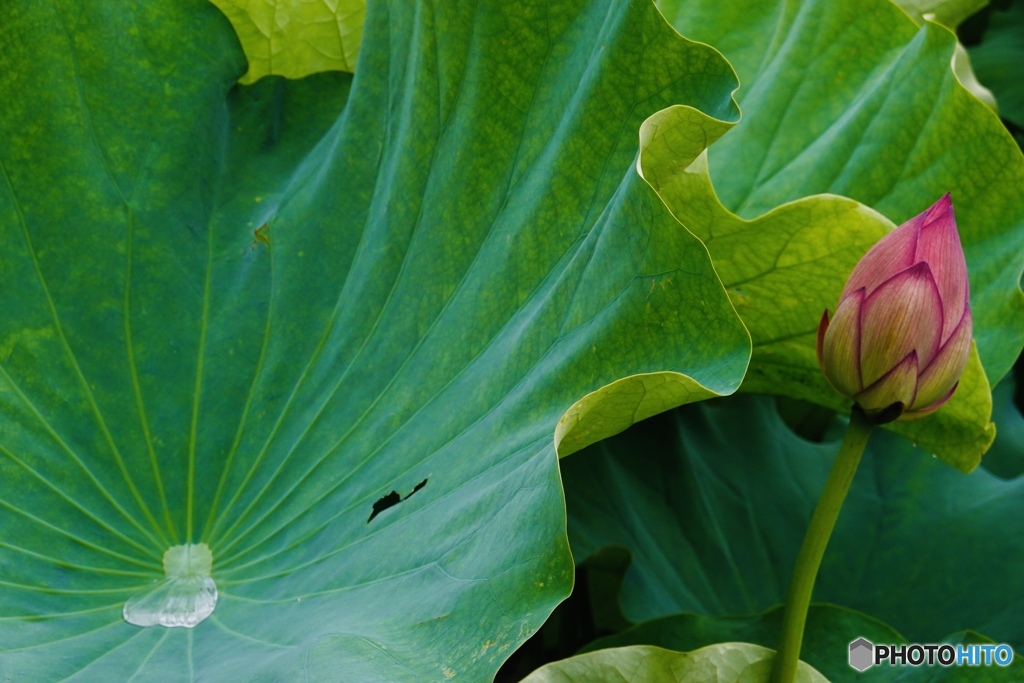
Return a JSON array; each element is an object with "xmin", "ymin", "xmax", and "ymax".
[{"xmin": 209, "ymin": 0, "xmax": 366, "ymax": 83}]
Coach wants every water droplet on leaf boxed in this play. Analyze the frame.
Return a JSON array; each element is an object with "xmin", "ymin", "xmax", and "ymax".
[{"xmin": 123, "ymin": 543, "xmax": 217, "ymax": 628}]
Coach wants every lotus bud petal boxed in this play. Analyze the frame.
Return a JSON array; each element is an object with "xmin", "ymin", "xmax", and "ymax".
[{"xmin": 817, "ymin": 194, "xmax": 971, "ymax": 423}]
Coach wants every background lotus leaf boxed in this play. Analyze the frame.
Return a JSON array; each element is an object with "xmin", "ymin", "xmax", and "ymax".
[
  {"xmin": 968, "ymin": 0, "xmax": 1024, "ymax": 131},
  {"xmin": 564, "ymin": 395, "xmax": 1024, "ymax": 649},
  {"xmin": 649, "ymin": 0, "xmax": 1024, "ymax": 468}
]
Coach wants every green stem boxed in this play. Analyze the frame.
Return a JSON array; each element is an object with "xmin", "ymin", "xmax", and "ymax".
[{"xmin": 771, "ymin": 408, "xmax": 873, "ymax": 683}]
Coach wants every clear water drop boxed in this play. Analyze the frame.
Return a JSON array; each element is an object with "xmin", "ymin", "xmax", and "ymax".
[{"xmin": 123, "ymin": 543, "xmax": 217, "ymax": 628}]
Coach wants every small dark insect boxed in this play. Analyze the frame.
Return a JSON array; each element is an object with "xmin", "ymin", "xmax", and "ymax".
[{"xmin": 367, "ymin": 478, "xmax": 428, "ymax": 523}]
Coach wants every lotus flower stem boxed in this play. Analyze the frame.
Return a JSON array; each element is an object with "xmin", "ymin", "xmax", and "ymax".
[{"xmin": 771, "ymin": 407, "xmax": 874, "ymax": 683}]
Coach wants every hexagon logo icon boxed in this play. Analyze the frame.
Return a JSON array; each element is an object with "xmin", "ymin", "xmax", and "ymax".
[{"xmin": 849, "ymin": 637, "xmax": 874, "ymax": 671}]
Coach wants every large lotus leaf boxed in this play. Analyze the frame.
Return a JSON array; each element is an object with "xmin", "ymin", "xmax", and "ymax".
[
  {"xmin": 655, "ymin": 0, "xmax": 1024, "ymax": 382},
  {"xmin": 648, "ymin": 0, "xmax": 1024, "ymax": 464},
  {"xmin": 521, "ymin": 643, "xmax": 827, "ymax": 683},
  {"xmin": 583, "ymin": 605, "xmax": 1024, "ymax": 682},
  {"xmin": 969, "ymin": 1, "xmax": 1024, "ymax": 129},
  {"xmin": 563, "ymin": 394, "xmax": 1024, "ymax": 649},
  {"xmin": 209, "ymin": 0, "xmax": 366, "ymax": 83},
  {"xmin": 0, "ymin": 0, "xmax": 750, "ymax": 679}
]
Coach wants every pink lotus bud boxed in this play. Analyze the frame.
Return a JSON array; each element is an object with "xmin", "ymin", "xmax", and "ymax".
[{"xmin": 816, "ymin": 194, "xmax": 972, "ymax": 423}]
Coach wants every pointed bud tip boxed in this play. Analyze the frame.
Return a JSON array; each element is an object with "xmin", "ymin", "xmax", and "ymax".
[{"xmin": 922, "ymin": 193, "xmax": 957, "ymax": 230}]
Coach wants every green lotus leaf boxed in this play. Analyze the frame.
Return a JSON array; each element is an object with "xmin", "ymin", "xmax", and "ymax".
[
  {"xmin": 646, "ymin": 0, "xmax": 1024, "ymax": 468},
  {"xmin": 521, "ymin": 643, "xmax": 828, "ymax": 683},
  {"xmin": 655, "ymin": 0, "xmax": 1024, "ymax": 383},
  {"xmin": 563, "ymin": 394, "xmax": 1024, "ymax": 649},
  {"xmin": 0, "ymin": 0, "xmax": 749, "ymax": 678},
  {"xmin": 209, "ymin": 0, "xmax": 367, "ymax": 83}
]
